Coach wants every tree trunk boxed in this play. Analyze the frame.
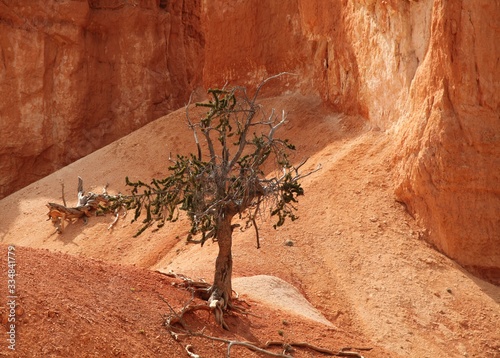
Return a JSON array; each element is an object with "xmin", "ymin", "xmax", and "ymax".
[{"xmin": 208, "ymin": 212, "xmax": 234, "ymax": 329}]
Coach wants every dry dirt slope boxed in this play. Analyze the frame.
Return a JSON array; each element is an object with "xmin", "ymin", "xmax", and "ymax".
[
  {"xmin": 0, "ymin": 244, "xmax": 370, "ymax": 358},
  {"xmin": 0, "ymin": 94, "xmax": 498, "ymax": 357}
]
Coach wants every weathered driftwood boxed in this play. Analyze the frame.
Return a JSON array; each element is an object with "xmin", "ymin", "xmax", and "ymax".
[{"xmin": 46, "ymin": 177, "xmax": 112, "ymax": 233}]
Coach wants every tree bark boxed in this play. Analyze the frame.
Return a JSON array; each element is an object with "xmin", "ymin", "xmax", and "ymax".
[{"xmin": 208, "ymin": 211, "xmax": 234, "ymax": 329}]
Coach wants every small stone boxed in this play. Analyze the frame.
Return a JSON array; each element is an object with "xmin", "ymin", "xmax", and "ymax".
[
  {"xmin": 424, "ymin": 258, "xmax": 433, "ymax": 264},
  {"xmin": 284, "ymin": 240, "xmax": 294, "ymax": 247},
  {"xmin": 446, "ymin": 288, "xmax": 452, "ymax": 294}
]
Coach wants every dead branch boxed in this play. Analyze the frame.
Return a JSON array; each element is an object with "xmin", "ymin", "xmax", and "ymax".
[
  {"xmin": 47, "ymin": 177, "xmax": 117, "ymax": 233},
  {"xmin": 252, "ymin": 216, "xmax": 260, "ymax": 249},
  {"xmin": 61, "ymin": 182, "xmax": 67, "ymax": 207},
  {"xmin": 268, "ymin": 110, "xmax": 287, "ymax": 140},
  {"xmin": 77, "ymin": 176, "xmax": 86, "ymax": 206},
  {"xmin": 46, "ymin": 202, "xmax": 90, "ymax": 233},
  {"xmin": 185, "ymin": 345, "xmax": 200, "ymax": 358},
  {"xmin": 185, "ymin": 91, "xmax": 202, "ymax": 161},
  {"xmin": 252, "ymin": 72, "xmax": 296, "ymax": 103},
  {"xmin": 108, "ymin": 210, "xmax": 120, "ymax": 230}
]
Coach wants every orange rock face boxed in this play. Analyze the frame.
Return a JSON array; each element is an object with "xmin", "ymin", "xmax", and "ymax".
[
  {"xmin": 1, "ymin": 0, "xmax": 498, "ymax": 281},
  {"xmin": 393, "ymin": 0, "xmax": 500, "ymax": 283},
  {"xmin": 0, "ymin": 0, "xmax": 203, "ymax": 198},
  {"xmin": 200, "ymin": 0, "xmax": 499, "ymax": 282}
]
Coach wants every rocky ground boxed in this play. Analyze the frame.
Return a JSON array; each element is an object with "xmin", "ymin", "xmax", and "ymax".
[{"xmin": 0, "ymin": 94, "xmax": 498, "ymax": 357}]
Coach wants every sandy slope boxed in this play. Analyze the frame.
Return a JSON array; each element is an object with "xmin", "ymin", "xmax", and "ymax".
[{"xmin": 0, "ymin": 94, "xmax": 498, "ymax": 357}]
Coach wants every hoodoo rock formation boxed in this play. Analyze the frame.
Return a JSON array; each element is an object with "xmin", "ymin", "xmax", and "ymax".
[{"xmin": 1, "ymin": 0, "xmax": 498, "ymax": 281}]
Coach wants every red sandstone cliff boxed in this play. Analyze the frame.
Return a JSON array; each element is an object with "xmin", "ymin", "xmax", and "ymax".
[
  {"xmin": 1, "ymin": 0, "xmax": 498, "ymax": 281},
  {"xmin": 0, "ymin": 0, "xmax": 203, "ymax": 198}
]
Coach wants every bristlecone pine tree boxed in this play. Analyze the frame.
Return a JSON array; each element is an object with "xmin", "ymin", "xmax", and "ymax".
[{"xmin": 120, "ymin": 75, "xmax": 317, "ymax": 329}]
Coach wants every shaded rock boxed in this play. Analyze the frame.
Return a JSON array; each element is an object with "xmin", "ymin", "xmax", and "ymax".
[{"xmin": 0, "ymin": 0, "xmax": 204, "ymax": 198}]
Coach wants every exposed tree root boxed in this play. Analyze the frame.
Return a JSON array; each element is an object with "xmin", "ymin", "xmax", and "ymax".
[
  {"xmin": 158, "ymin": 274, "xmax": 372, "ymax": 358},
  {"xmin": 264, "ymin": 341, "xmax": 372, "ymax": 357},
  {"xmin": 156, "ymin": 270, "xmax": 253, "ymax": 331},
  {"xmin": 164, "ymin": 315, "xmax": 371, "ymax": 358}
]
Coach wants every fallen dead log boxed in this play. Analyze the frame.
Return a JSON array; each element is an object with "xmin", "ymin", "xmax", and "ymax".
[
  {"xmin": 46, "ymin": 177, "xmax": 115, "ymax": 233},
  {"xmin": 46, "ymin": 202, "xmax": 89, "ymax": 233}
]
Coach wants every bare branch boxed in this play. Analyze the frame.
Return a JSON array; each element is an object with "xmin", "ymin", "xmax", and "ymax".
[
  {"xmin": 268, "ymin": 110, "xmax": 287, "ymax": 141},
  {"xmin": 228, "ymin": 74, "xmax": 293, "ymax": 170},
  {"xmin": 228, "ymin": 101, "xmax": 257, "ymax": 170},
  {"xmin": 294, "ymin": 163, "xmax": 322, "ymax": 181},
  {"xmin": 61, "ymin": 182, "xmax": 67, "ymax": 207},
  {"xmin": 252, "ymin": 72, "xmax": 297, "ymax": 103},
  {"xmin": 202, "ymin": 127, "xmax": 217, "ymax": 165},
  {"xmin": 185, "ymin": 345, "xmax": 200, "ymax": 358},
  {"xmin": 77, "ymin": 176, "xmax": 85, "ymax": 206},
  {"xmin": 266, "ymin": 108, "xmax": 276, "ymax": 125},
  {"xmin": 186, "ymin": 92, "xmax": 202, "ymax": 160},
  {"xmin": 252, "ymin": 217, "xmax": 260, "ymax": 249}
]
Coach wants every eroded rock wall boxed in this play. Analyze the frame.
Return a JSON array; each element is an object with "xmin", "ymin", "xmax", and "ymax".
[
  {"xmin": 393, "ymin": 0, "xmax": 500, "ymax": 283},
  {"xmin": 201, "ymin": 1, "xmax": 310, "ymax": 98},
  {"xmin": 201, "ymin": 0, "xmax": 434, "ymax": 129},
  {"xmin": 0, "ymin": 0, "xmax": 203, "ymax": 198},
  {"xmin": 199, "ymin": 0, "xmax": 499, "ymax": 281}
]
